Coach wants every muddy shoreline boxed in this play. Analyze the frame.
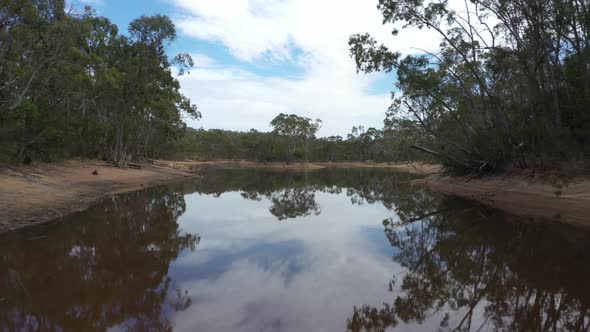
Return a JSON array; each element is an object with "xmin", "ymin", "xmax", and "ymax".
[
  {"xmin": 170, "ymin": 160, "xmax": 441, "ymax": 174},
  {"xmin": 414, "ymin": 174, "xmax": 590, "ymax": 226},
  {"xmin": 1, "ymin": 159, "xmax": 589, "ymax": 234},
  {"xmin": 0, "ymin": 160, "xmax": 440, "ymax": 234},
  {"xmin": 0, "ymin": 160, "xmax": 201, "ymax": 234}
]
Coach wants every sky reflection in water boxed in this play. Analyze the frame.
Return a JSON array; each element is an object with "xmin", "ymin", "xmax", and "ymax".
[
  {"xmin": 171, "ymin": 190, "xmax": 398, "ymax": 332},
  {"xmin": 1, "ymin": 168, "xmax": 590, "ymax": 332}
]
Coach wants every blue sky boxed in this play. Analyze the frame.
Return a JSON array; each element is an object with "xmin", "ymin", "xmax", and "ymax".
[{"xmin": 71, "ymin": 0, "xmax": 439, "ymax": 136}]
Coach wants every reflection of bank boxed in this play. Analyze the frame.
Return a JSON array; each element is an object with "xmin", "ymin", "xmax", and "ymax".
[
  {"xmin": 348, "ymin": 197, "xmax": 590, "ymax": 332},
  {"xmin": 0, "ymin": 187, "xmax": 200, "ymax": 331},
  {"xmin": 191, "ymin": 167, "xmax": 426, "ymax": 222}
]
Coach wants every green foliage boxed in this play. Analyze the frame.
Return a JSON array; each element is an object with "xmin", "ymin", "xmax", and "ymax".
[
  {"xmin": 270, "ymin": 113, "xmax": 322, "ymax": 162},
  {"xmin": 173, "ymin": 124, "xmax": 431, "ymax": 163},
  {"xmin": 350, "ymin": 0, "xmax": 590, "ymax": 173},
  {"xmin": 0, "ymin": 1, "xmax": 199, "ymax": 164}
]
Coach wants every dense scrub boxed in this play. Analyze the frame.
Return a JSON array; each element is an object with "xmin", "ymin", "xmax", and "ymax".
[
  {"xmin": 169, "ymin": 111, "xmax": 431, "ymax": 162},
  {"xmin": 350, "ymin": 0, "xmax": 590, "ymax": 174},
  {"xmin": 0, "ymin": 1, "xmax": 199, "ymax": 165},
  {"xmin": 170, "ymin": 125, "xmax": 431, "ymax": 163}
]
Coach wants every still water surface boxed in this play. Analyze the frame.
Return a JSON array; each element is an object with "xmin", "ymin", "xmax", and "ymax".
[{"xmin": 1, "ymin": 168, "xmax": 590, "ymax": 331}]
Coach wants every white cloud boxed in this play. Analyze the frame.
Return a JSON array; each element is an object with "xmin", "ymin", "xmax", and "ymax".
[
  {"xmin": 169, "ymin": 191, "xmax": 462, "ymax": 331},
  {"xmin": 171, "ymin": 0, "xmax": 449, "ymax": 136},
  {"xmin": 170, "ymin": 191, "xmax": 401, "ymax": 331},
  {"xmin": 191, "ymin": 53, "xmax": 217, "ymax": 68},
  {"xmin": 70, "ymin": 0, "xmax": 105, "ymax": 7},
  {"xmin": 178, "ymin": 65, "xmax": 391, "ymax": 136}
]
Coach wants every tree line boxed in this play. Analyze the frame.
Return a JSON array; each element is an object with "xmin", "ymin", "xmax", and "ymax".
[
  {"xmin": 5, "ymin": 0, "xmax": 586, "ymax": 173},
  {"xmin": 0, "ymin": 1, "xmax": 426, "ymax": 166},
  {"xmin": 0, "ymin": 1, "xmax": 199, "ymax": 165},
  {"xmin": 171, "ymin": 113, "xmax": 431, "ymax": 163},
  {"xmin": 350, "ymin": 0, "xmax": 590, "ymax": 174}
]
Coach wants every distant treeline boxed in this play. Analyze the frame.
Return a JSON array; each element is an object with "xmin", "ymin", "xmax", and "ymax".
[
  {"xmin": 0, "ymin": 1, "xmax": 199, "ymax": 165},
  {"xmin": 171, "ymin": 118, "xmax": 431, "ymax": 163},
  {"xmin": 350, "ymin": 0, "xmax": 590, "ymax": 174}
]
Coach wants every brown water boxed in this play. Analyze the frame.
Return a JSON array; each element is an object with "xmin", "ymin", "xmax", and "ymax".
[{"xmin": 1, "ymin": 168, "xmax": 590, "ymax": 332}]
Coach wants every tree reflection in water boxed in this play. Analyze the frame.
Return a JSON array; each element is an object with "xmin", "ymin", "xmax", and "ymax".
[
  {"xmin": 0, "ymin": 186, "xmax": 200, "ymax": 331},
  {"xmin": 4, "ymin": 167, "xmax": 588, "ymax": 331},
  {"xmin": 269, "ymin": 188, "xmax": 321, "ymax": 220},
  {"xmin": 347, "ymin": 198, "xmax": 590, "ymax": 332},
  {"xmin": 192, "ymin": 167, "xmax": 424, "ymax": 221}
]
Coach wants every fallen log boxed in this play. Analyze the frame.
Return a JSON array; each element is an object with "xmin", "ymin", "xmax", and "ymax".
[
  {"xmin": 127, "ymin": 163, "xmax": 142, "ymax": 169},
  {"xmin": 411, "ymin": 144, "xmax": 474, "ymax": 169}
]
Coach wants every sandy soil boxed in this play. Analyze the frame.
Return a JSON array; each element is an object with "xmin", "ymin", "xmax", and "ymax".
[
  {"xmin": 0, "ymin": 159, "xmax": 200, "ymax": 234},
  {"xmin": 165, "ymin": 160, "xmax": 327, "ymax": 172},
  {"xmin": 316, "ymin": 161, "xmax": 442, "ymax": 175},
  {"xmin": 414, "ymin": 173, "xmax": 590, "ymax": 226},
  {"xmin": 169, "ymin": 160, "xmax": 441, "ymax": 174}
]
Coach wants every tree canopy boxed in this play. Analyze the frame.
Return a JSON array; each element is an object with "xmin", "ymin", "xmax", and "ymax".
[
  {"xmin": 170, "ymin": 120, "xmax": 430, "ymax": 163},
  {"xmin": 4, "ymin": 0, "xmax": 588, "ymax": 174},
  {"xmin": 350, "ymin": 0, "xmax": 590, "ymax": 173},
  {"xmin": 270, "ymin": 113, "xmax": 322, "ymax": 162},
  {"xmin": 0, "ymin": 1, "xmax": 199, "ymax": 165}
]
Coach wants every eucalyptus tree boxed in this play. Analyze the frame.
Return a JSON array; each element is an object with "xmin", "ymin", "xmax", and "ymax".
[
  {"xmin": 102, "ymin": 14, "xmax": 199, "ymax": 165},
  {"xmin": 0, "ymin": 2, "xmax": 200, "ymax": 164},
  {"xmin": 323, "ymin": 135, "xmax": 344, "ymax": 162},
  {"xmin": 0, "ymin": 0, "xmax": 67, "ymax": 112},
  {"xmin": 270, "ymin": 113, "xmax": 322, "ymax": 162},
  {"xmin": 0, "ymin": 0, "xmax": 86, "ymax": 159},
  {"xmin": 350, "ymin": 0, "xmax": 590, "ymax": 173}
]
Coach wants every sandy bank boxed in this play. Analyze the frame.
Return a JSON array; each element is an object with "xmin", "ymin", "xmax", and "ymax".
[
  {"xmin": 163, "ymin": 160, "xmax": 327, "ymax": 172},
  {"xmin": 0, "ymin": 159, "xmax": 200, "ymax": 234},
  {"xmin": 1, "ymin": 159, "xmax": 428, "ymax": 234},
  {"xmin": 414, "ymin": 174, "xmax": 590, "ymax": 226},
  {"xmin": 169, "ymin": 160, "xmax": 442, "ymax": 174},
  {"xmin": 316, "ymin": 161, "xmax": 442, "ymax": 174},
  {"xmin": 3, "ymin": 158, "xmax": 587, "ymax": 233}
]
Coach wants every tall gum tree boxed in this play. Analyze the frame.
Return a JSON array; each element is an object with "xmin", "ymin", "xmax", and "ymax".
[
  {"xmin": 349, "ymin": 0, "xmax": 590, "ymax": 173},
  {"xmin": 270, "ymin": 113, "xmax": 322, "ymax": 162}
]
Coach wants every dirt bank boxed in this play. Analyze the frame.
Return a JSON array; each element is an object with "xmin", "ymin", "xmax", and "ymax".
[
  {"xmin": 4, "ymin": 158, "xmax": 586, "ymax": 233},
  {"xmin": 316, "ymin": 161, "xmax": 442, "ymax": 175},
  {"xmin": 0, "ymin": 159, "xmax": 200, "ymax": 234},
  {"xmin": 1, "ymin": 159, "xmax": 430, "ymax": 234},
  {"xmin": 414, "ymin": 173, "xmax": 590, "ymax": 226},
  {"xmin": 161, "ymin": 160, "xmax": 327, "ymax": 172},
  {"xmin": 160, "ymin": 160, "xmax": 441, "ymax": 174}
]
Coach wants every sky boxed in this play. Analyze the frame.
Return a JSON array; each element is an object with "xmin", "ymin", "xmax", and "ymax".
[{"xmin": 70, "ymin": 0, "xmax": 444, "ymax": 137}]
